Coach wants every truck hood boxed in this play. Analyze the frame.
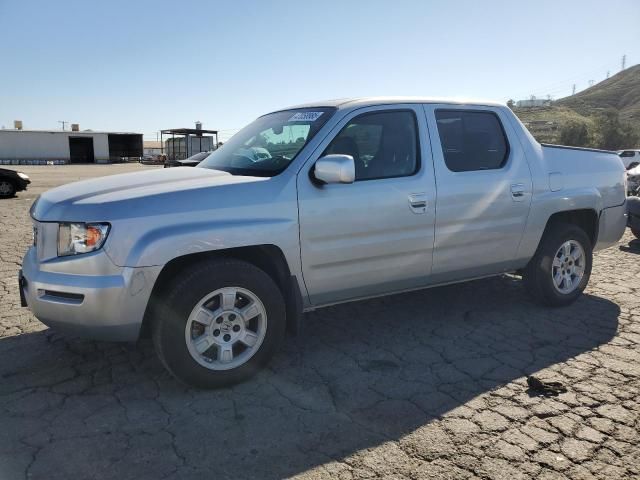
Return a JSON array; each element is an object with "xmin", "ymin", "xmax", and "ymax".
[{"xmin": 31, "ymin": 167, "xmax": 268, "ymax": 222}]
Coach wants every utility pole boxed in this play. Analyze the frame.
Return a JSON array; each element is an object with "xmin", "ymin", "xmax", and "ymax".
[
  {"xmin": 57, "ymin": 120, "xmax": 69, "ymax": 131},
  {"xmin": 622, "ymin": 54, "xmax": 626, "ymax": 70},
  {"xmin": 606, "ymin": 71, "xmax": 610, "ymax": 79},
  {"xmin": 572, "ymin": 84, "xmax": 576, "ymax": 95},
  {"xmin": 588, "ymin": 79, "xmax": 595, "ymax": 87}
]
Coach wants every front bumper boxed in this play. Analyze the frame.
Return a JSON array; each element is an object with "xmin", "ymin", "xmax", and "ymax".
[
  {"xmin": 20, "ymin": 247, "xmax": 162, "ymax": 341},
  {"xmin": 15, "ymin": 180, "xmax": 29, "ymax": 192}
]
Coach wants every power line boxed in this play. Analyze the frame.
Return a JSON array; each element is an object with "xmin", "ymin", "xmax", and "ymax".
[{"xmin": 509, "ymin": 60, "xmax": 619, "ymax": 100}]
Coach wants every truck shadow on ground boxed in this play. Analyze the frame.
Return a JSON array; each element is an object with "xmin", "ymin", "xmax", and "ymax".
[{"xmin": 0, "ymin": 275, "xmax": 620, "ymax": 480}]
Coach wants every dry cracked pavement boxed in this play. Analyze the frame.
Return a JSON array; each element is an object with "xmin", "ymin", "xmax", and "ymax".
[{"xmin": 0, "ymin": 164, "xmax": 639, "ymax": 480}]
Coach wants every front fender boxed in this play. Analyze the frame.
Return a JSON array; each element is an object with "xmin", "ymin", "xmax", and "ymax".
[{"xmin": 104, "ymin": 216, "xmax": 302, "ymax": 278}]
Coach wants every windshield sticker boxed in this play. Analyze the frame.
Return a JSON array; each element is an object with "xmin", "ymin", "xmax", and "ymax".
[{"xmin": 288, "ymin": 111, "xmax": 324, "ymax": 122}]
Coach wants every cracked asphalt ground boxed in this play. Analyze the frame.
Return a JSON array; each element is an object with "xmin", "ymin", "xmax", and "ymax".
[{"xmin": 1, "ymin": 164, "xmax": 639, "ymax": 480}]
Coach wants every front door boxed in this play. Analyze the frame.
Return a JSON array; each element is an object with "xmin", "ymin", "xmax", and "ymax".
[
  {"xmin": 297, "ymin": 105, "xmax": 436, "ymax": 306},
  {"xmin": 424, "ymin": 105, "xmax": 533, "ymax": 281}
]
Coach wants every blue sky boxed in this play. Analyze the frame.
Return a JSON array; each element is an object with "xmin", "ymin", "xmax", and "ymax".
[{"xmin": 1, "ymin": 0, "xmax": 639, "ymax": 140}]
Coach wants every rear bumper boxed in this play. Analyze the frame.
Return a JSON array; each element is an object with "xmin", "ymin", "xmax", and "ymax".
[
  {"xmin": 594, "ymin": 202, "xmax": 627, "ymax": 251},
  {"xmin": 20, "ymin": 247, "xmax": 162, "ymax": 341}
]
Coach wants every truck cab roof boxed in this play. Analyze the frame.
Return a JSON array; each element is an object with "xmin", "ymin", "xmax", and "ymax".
[{"xmin": 273, "ymin": 97, "xmax": 506, "ymax": 113}]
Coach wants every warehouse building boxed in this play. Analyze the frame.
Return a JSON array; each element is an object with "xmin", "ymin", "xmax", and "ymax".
[{"xmin": 0, "ymin": 123, "xmax": 143, "ymax": 164}]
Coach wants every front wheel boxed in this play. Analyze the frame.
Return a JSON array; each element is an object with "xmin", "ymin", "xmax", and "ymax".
[
  {"xmin": 0, "ymin": 180, "xmax": 16, "ymax": 198},
  {"xmin": 523, "ymin": 223, "xmax": 592, "ymax": 307},
  {"xmin": 152, "ymin": 258, "xmax": 286, "ymax": 388}
]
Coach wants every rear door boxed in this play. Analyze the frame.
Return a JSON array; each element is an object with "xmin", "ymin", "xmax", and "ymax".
[
  {"xmin": 424, "ymin": 105, "xmax": 532, "ymax": 281},
  {"xmin": 297, "ymin": 105, "xmax": 436, "ymax": 306}
]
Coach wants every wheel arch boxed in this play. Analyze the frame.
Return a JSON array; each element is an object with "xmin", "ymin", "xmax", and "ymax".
[
  {"xmin": 140, "ymin": 244, "xmax": 303, "ymax": 339},
  {"xmin": 543, "ymin": 208, "xmax": 599, "ymax": 247}
]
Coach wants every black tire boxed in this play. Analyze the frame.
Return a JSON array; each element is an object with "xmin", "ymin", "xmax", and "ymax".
[
  {"xmin": 632, "ymin": 228, "xmax": 640, "ymax": 240},
  {"xmin": 0, "ymin": 179, "xmax": 16, "ymax": 198},
  {"xmin": 523, "ymin": 222, "xmax": 592, "ymax": 307},
  {"xmin": 152, "ymin": 258, "xmax": 286, "ymax": 388}
]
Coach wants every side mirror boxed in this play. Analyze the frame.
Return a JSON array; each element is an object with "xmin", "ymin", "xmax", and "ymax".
[{"xmin": 313, "ymin": 154, "xmax": 355, "ymax": 185}]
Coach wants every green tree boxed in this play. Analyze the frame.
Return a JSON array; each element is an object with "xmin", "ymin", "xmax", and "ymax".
[
  {"xmin": 559, "ymin": 120, "xmax": 591, "ymax": 147},
  {"xmin": 592, "ymin": 109, "xmax": 640, "ymax": 150}
]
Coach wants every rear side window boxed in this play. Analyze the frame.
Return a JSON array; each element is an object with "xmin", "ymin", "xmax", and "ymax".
[
  {"xmin": 620, "ymin": 151, "xmax": 636, "ymax": 158},
  {"xmin": 435, "ymin": 110, "xmax": 509, "ymax": 172}
]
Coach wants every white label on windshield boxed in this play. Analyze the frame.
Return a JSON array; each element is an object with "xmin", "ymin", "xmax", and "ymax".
[{"xmin": 289, "ymin": 111, "xmax": 324, "ymax": 122}]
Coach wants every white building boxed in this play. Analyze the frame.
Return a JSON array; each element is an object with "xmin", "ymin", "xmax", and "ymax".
[
  {"xmin": 515, "ymin": 98, "xmax": 552, "ymax": 108},
  {"xmin": 0, "ymin": 128, "xmax": 143, "ymax": 165}
]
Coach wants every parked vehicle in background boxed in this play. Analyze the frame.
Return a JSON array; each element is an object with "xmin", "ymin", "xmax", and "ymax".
[
  {"xmin": 140, "ymin": 154, "xmax": 166, "ymax": 165},
  {"xmin": 20, "ymin": 97, "xmax": 627, "ymax": 388},
  {"xmin": 627, "ymin": 164, "xmax": 640, "ymax": 196},
  {"xmin": 164, "ymin": 151, "xmax": 212, "ymax": 168},
  {"xmin": 618, "ymin": 149, "xmax": 640, "ymax": 169},
  {"xmin": 0, "ymin": 168, "xmax": 30, "ymax": 198},
  {"xmin": 627, "ymin": 196, "xmax": 640, "ymax": 239}
]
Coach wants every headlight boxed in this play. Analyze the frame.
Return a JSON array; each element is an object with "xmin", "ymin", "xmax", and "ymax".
[
  {"xmin": 57, "ymin": 223, "xmax": 110, "ymax": 256},
  {"xmin": 17, "ymin": 172, "xmax": 29, "ymax": 180}
]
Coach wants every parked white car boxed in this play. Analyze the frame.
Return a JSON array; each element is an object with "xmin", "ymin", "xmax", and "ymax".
[
  {"xmin": 20, "ymin": 97, "xmax": 627, "ymax": 388},
  {"xmin": 627, "ymin": 164, "xmax": 640, "ymax": 195},
  {"xmin": 618, "ymin": 149, "xmax": 640, "ymax": 169}
]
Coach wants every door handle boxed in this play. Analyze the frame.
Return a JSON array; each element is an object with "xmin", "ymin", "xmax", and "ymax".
[
  {"xmin": 408, "ymin": 193, "xmax": 428, "ymax": 213},
  {"xmin": 511, "ymin": 183, "xmax": 526, "ymax": 201}
]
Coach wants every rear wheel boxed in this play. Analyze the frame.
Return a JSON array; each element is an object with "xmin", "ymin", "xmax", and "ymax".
[
  {"xmin": 0, "ymin": 180, "xmax": 16, "ymax": 198},
  {"xmin": 632, "ymin": 228, "xmax": 640, "ymax": 240},
  {"xmin": 152, "ymin": 258, "xmax": 286, "ymax": 388},
  {"xmin": 523, "ymin": 223, "xmax": 592, "ymax": 306}
]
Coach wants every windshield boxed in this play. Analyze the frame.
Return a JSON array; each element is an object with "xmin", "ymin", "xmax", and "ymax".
[{"xmin": 198, "ymin": 107, "xmax": 336, "ymax": 176}]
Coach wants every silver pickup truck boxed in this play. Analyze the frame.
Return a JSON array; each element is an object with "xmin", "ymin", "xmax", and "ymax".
[{"xmin": 20, "ymin": 98, "xmax": 627, "ymax": 388}]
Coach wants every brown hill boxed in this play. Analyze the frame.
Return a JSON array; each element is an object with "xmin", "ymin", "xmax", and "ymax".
[
  {"xmin": 556, "ymin": 64, "xmax": 640, "ymax": 126},
  {"xmin": 514, "ymin": 65, "xmax": 640, "ymax": 145}
]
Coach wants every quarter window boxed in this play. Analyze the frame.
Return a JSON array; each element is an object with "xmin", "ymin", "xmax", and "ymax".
[
  {"xmin": 323, "ymin": 110, "xmax": 419, "ymax": 181},
  {"xmin": 435, "ymin": 110, "xmax": 509, "ymax": 172}
]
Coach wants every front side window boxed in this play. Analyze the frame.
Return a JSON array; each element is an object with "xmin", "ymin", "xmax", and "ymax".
[
  {"xmin": 620, "ymin": 151, "xmax": 635, "ymax": 158},
  {"xmin": 198, "ymin": 108, "xmax": 335, "ymax": 177},
  {"xmin": 323, "ymin": 110, "xmax": 419, "ymax": 181},
  {"xmin": 435, "ymin": 110, "xmax": 509, "ymax": 172}
]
